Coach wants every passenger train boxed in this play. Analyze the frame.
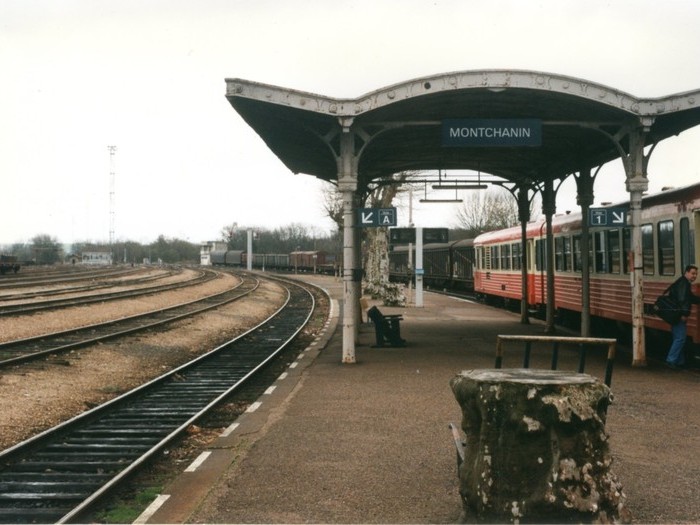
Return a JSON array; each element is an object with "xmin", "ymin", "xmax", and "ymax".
[{"xmin": 388, "ymin": 182, "xmax": 700, "ymax": 358}]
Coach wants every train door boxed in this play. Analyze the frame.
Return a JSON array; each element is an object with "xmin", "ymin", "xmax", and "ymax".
[
  {"xmin": 527, "ymin": 238, "xmax": 539, "ymax": 306},
  {"xmin": 684, "ymin": 213, "xmax": 697, "ymax": 268}
]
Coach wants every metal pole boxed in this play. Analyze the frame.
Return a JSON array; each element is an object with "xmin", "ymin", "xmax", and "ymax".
[
  {"xmin": 246, "ymin": 229, "xmax": 253, "ymax": 271},
  {"xmin": 576, "ymin": 171, "xmax": 594, "ymax": 337},
  {"xmin": 627, "ymin": 127, "xmax": 649, "ymax": 366},
  {"xmin": 416, "ymin": 227, "xmax": 423, "ymax": 307},
  {"xmin": 543, "ymin": 178, "xmax": 556, "ymax": 334},
  {"xmin": 338, "ymin": 121, "xmax": 358, "ymax": 363}
]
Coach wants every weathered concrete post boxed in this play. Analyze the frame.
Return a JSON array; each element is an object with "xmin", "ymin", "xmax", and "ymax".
[{"xmin": 450, "ymin": 369, "xmax": 628, "ymax": 524}]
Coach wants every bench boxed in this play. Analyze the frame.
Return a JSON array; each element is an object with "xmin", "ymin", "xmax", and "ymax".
[
  {"xmin": 494, "ymin": 334, "xmax": 617, "ymax": 387},
  {"xmin": 367, "ymin": 306, "xmax": 406, "ymax": 347}
]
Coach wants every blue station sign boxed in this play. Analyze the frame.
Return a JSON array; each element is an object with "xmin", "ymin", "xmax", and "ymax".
[
  {"xmin": 442, "ymin": 118, "xmax": 542, "ymax": 147},
  {"xmin": 357, "ymin": 207, "xmax": 397, "ymax": 227},
  {"xmin": 588, "ymin": 207, "xmax": 627, "ymax": 227}
]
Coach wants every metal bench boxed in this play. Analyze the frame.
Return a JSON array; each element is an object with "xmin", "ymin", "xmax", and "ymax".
[{"xmin": 367, "ymin": 306, "xmax": 406, "ymax": 347}]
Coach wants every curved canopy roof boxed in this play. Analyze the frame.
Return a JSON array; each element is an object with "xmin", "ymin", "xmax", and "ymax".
[{"xmin": 225, "ymin": 70, "xmax": 700, "ymax": 189}]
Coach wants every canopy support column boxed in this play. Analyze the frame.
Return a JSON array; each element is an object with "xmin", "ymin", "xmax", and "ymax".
[
  {"xmin": 575, "ymin": 170, "xmax": 595, "ymax": 337},
  {"xmin": 517, "ymin": 185, "xmax": 531, "ymax": 325},
  {"xmin": 542, "ymin": 178, "xmax": 557, "ymax": 334},
  {"xmin": 625, "ymin": 125, "xmax": 651, "ymax": 366},
  {"xmin": 338, "ymin": 119, "xmax": 359, "ymax": 364}
]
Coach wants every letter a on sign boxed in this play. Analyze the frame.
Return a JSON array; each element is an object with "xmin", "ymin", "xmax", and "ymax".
[{"xmin": 379, "ymin": 209, "xmax": 396, "ymax": 226}]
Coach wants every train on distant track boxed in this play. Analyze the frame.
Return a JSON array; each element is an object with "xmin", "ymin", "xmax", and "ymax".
[
  {"xmin": 209, "ymin": 249, "xmax": 339, "ymax": 275},
  {"xmin": 389, "ymin": 182, "xmax": 700, "ymax": 356},
  {"xmin": 0, "ymin": 254, "xmax": 20, "ymax": 275},
  {"xmin": 388, "ymin": 238, "xmax": 475, "ymax": 291}
]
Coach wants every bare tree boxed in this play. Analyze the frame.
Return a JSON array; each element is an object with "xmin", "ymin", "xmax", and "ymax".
[
  {"xmin": 220, "ymin": 222, "xmax": 239, "ymax": 246},
  {"xmin": 321, "ymin": 184, "xmax": 344, "ymax": 231},
  {"xmin": 455, "ymin": 187, "xmax": 537, "ymax": 236}
]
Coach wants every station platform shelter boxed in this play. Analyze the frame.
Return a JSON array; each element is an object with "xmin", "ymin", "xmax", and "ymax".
[{"xmin": 138, "ymin": 274, "xmax": 700, "ymax": 524}]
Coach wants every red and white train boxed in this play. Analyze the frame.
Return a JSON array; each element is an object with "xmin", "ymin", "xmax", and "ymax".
[{"xmin": 473, "ymin": 182, "xmax": 700, "ymax": 358}]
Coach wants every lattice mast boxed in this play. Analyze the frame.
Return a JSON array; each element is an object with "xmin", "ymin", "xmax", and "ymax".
[{"xmin": 108, "ymin": 145, "xmax": 117, "ymax": 245}]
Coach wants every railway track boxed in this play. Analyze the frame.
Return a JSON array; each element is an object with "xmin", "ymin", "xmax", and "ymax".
[
  {"xmin": 0, "ymin": 276, "xmax": 315, "ymax": 524},
  {"xmin": 0, "ymin": 267, "xmax": 145, "ymax": 290},
  {"xmin": 0, "ymin": 268, "xmax": 214, "ymax": 316},
  {"xmin": 0, "ymin": 272, "xmax": 253, "ymax": 368}
]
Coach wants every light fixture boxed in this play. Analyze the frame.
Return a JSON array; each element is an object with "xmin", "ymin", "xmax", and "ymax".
[{"xmin": 431, "ymin": 184, "xmax": 488, "ymax": 190}]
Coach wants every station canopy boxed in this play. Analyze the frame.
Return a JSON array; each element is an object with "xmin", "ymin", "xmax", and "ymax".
[{"xmin": 225, "ymin": 69, "xmax": 700, "ymax": 190}]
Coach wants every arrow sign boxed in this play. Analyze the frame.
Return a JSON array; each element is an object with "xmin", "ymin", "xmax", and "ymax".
[
  {"xmin": 360, "ymin": 210, "xmax": 374, "ymax": 225},
  {"xmin": 588, "ymin": 207, "xmax": 627, "ymax": 227},
  {"xmin": 611, "ymin": 210, "xmax": 626, "ymax": 224},
  {"xmin": 357, "ymin": 208, "xmax": 397, "ymax": 227}
]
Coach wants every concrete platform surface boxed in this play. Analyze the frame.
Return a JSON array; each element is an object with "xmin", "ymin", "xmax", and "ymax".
[{"xmin": 138, "ymin": 275, "xmax": 700, "ymax": 524}]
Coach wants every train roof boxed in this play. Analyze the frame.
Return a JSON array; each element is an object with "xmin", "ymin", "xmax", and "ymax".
[{"xmin": 474, "ymin": 180, "xmax": 700, "ymax": 245}]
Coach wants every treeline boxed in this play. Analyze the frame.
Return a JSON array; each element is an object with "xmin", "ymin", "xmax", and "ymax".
[
  {"xmin": 1, "ymin": 234, "xmax": 202, "ymax": 266},
  {"xmin": 1, "ymin": 225, "xmax": 343, "ymax": 266},
  {"xmin": 222, "ymin": 223, "xmax": 342, "ymax": 255}
]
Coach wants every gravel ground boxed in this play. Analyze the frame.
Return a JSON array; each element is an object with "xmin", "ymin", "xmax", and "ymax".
[{"xmin": 0, "ymin": 268, "xmax": 287, "ymax": 451}]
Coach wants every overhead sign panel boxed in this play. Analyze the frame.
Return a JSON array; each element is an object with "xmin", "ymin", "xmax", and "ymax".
[
  {"xmin": 357, "ymin": 207, "xmax": 397, "ymax": 227},
  {"xmin": 588, "ymin": 207, "xmax": 627, "ymax": 227},
  {"xmin": 389, "ymin": 228, "xmax": 449, "ymax": 244},
  {"xmin": 442, "ymin": 118, "xmax": 542, "ymax": 147}
]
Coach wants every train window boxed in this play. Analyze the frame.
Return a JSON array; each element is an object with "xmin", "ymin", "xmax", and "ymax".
[
  {"xmin": 657, "ymin": 220, "xmax": 675, "ymax": 275},
  {"xmin": 480, "ymin": 246, "xmax": 489, "ymax": 270},
  {"xmin": 607, "ymin": 229, "xmax": 621, "ymax": 274},
  {"xmin": 573, "ymin": 236, "xmax": 581, "ymax": 271},
  {"xmin": 563, "ymin": 236, "xmax": 571, "ymax": 272},
  {"xmin": 642, "ymin": 223, "xmax": 654, "ymax": 275},
  {"xmin": 501, "ymin": 244, "xmax": 511, "ymax": 270},
  {"xmin": 512, "ymin": 242, "xmax": 522, "ymax": 270},
  {"xmin": 594, "ymin": 231, "xmax": 607, "ymax": 273},
  {"xmin": 623, "ymin": 228, "xmax": 630, "ymax": 273},
  {"xmin": 491, "ymin": 246, "xmax": 500, "ymax": 270},
  {"xmin": 535, "ymin": 239, "xmax": 546, "ymax": 271},
  {"xmin": 555, "ymin": 237, "xmax": 564, "ymax": 271},
  {"xmin": 573, "ymin": 234, "xmax": 593, "ymax": 272},
  {"xmin": 680, "ymin": 217, "xmax": 695, "ymax": 268}
]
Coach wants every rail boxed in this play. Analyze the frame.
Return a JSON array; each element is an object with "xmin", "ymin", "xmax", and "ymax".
[{"xmin": 495, "ymin": 334, "xmax": 617, "ymax": 387}]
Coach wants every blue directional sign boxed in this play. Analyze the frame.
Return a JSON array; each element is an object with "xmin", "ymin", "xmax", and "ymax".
[
  {"xmin": 357, "ymin": 207, "xmax": 397, "ymax": 227},
  {"xmin": 588, "ymin": 207, "xmax": 627, "ymax": 227}
]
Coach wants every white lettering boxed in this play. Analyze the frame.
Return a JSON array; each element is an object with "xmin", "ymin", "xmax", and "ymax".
[{"xmin": 449, "ymin": 126, "xmax": 533, "ymax": 140}]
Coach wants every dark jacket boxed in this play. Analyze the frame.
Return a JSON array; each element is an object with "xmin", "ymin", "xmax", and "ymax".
[{"xmin": 669, "ymin": 276, "xmax": 700, "ymax": 317}]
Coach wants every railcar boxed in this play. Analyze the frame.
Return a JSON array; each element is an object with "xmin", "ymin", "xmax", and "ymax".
[
  {"xmin": 210, "ymin": 250, "xmax": 244, "ymax": 266},
  {"xmin": 388, "ymin": 239, "xmax": 475, "ymax": 291},
  {"xmin": 0, "ymin": 254, "xmax": 21, "ymax": 275},
  {"xmin": 473, "ymin": 182, "xmax": 700, "ymax": 356},
  {"xmin": 247, "ymin": 253, "xmax": 291, "ymax": 270},
  {"xmin": 290, "ymin": 251, "xmax": 338, "ymax": 274}
]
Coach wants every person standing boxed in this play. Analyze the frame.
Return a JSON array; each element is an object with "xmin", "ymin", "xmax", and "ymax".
[{"xmin": 666, "ymin": 264, "xmax": 700, "ymax": 368}]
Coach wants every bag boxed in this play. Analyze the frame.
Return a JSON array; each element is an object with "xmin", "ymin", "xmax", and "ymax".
[{"xmin": 653, "ymin": 293, "xmax": 682, "ymax": 325}]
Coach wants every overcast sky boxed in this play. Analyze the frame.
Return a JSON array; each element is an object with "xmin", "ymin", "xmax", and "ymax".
[{"xmin": 2, "ymin": 0, "xmax": 700, "ymax": 246}]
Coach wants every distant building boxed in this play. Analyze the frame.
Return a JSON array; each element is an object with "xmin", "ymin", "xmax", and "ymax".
[
  {"xmin": 200, "ymin": 241, "xmax": 227, "ymax": 266},
  {"xmin": 81, "ymin": 251, "xmax": 113, "ymax": 265}
]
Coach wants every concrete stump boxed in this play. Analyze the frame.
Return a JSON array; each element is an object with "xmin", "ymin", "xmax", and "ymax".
[{"xmin": 450, "ymin": 369, "xmax": 628, "ymax": 524}]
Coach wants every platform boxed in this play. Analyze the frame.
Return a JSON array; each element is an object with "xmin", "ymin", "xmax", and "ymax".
[{"xmin": 137, "ymin": 274, "xmax": 700, "ymax": 524}]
